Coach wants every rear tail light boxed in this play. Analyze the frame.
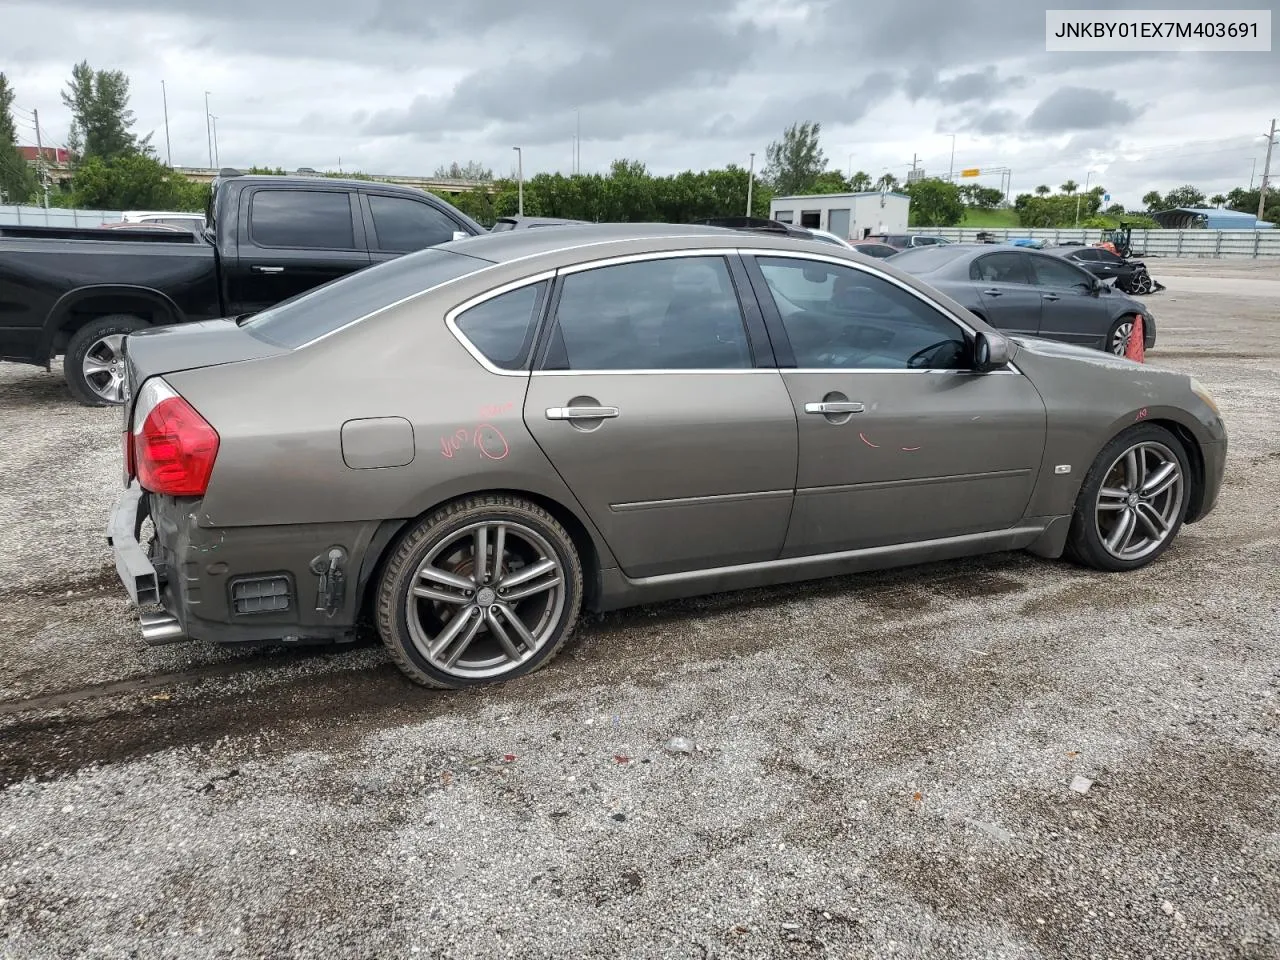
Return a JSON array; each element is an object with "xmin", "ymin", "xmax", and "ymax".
[{"xmin": 131, "ymin": 378, "xmax": 220, "ymax": 496}]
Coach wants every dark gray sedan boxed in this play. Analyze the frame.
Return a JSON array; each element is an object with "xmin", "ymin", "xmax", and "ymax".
[
  {"xmin": 890, "ymin": 244, "xmax": 1154, "ymax": 356},
  {"xmin": 107, "ymin": 225, "xmax": 1224, "ymax": 689}
]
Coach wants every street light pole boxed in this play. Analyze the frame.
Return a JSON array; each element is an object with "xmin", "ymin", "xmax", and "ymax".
[
  {"xmin": 161, "ymin": 80, "xmax": 172, "ymax": 166},
  {"xmin": 204, "ymin": 91, "xmax": 213, "ymax": 168},
  {"xmin": 1258, "ymin": 118, "xmax": 1276, "ymax": 223},
  {"xmin": 513, "ymin": 147, "xmax": 523, "ymax": 215},
  {"xmin": 746, "ymin": 152, "xmax": 755, "ymax": 216},
  {"xmin": 1075, "ymin": 170, "xmax": 1094, "ymax": 227},
  {"xmin": 210, "ymin": 115, "xmax": 220, "ymax": 168},
  {"xmin": 948, "ymin": 134, "xmax": 956, "ymax": 180}
]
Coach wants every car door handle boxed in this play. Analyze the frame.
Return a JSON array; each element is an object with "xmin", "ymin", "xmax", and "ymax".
[
  {"xmin": 545, "ymin": 405, "xmax": 620, "ymax": 421},
  {"xmin": 981, "ymin": 288, "xmax": 1003, "ymax": 297},
  {"xmin": 804, "ymin": 401, "xmax": 864, "ymax": 415},
  {"xmin": 1042, "ymin": 293, "xmax": 1060, "ymax": 301},
  {"xmin": 252, "ymin": 265, "xmax": 285, "ymax": 274}
]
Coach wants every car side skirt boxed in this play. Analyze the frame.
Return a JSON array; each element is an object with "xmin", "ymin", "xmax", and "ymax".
[{"xmin": 594, "ymin": 519, "xmax": 1065, "ymax": 611}]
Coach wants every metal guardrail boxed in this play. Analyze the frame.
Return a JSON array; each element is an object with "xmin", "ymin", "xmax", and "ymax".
[
  {"xmin": 918, "ymin": 227, "xmax": 1280, "ymax": 259},
  {"xmin": 1, "ymin": 205, "xmax": 124, "ymax": 227}
]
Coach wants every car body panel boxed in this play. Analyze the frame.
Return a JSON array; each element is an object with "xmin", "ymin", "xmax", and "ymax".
[{"xmin": 106, "ymin": 225, "xmax": 1225, "ymax": 652}]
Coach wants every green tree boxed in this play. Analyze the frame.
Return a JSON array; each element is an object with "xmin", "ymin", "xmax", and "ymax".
[
  {"xmin": 849, "ymin": 170, "xmax": 872, "ymax": 192},
  {"xmin": 1060, "ymin": 179, "xmax": 1078, "ymax": 195},
  {"xmin": 906, "ymin": 177, "xmax": 964, "ymax": 227},
  {"xmin": 762, "ymin": 121, "xmax": 826, "ymax": 196},
  {"xmin": 0, "ymin": 72, "xmax": 37, "ymax": 203},
  {"xmin": 1142, "ymin": 190, "xmax": 1164, "ymax": 211},
  {"xmin": 433, "ymin": 160, "xmax": 493, "ymax": 181},
  {"xmin": 1210, "ymin": 194, "xmax": 1226, "ymax": 207},
  {"xmin": 874, "ymin": 172, "xmax": 899, "ymax": 192},
  {"xmin": 61, "ymin": 61, "xmax": 147, "ymax": 161},
  {"xmin": 1225, "ymin": 185, "xmax": 1280, "ymax": 224},
  {"xmin": 810, "ymin": 169, "xmax": 849, "ymax": 194},
  {"xmin": 1105, "ymin": 202, "xmax": 1125, "ymax": 215},
  {"xmin": 959, "ymin": 183, "xmax": 1003, "ymax": 208},
  {"xmin": 1035, "ymin": 184, "xmax": 1051, "ymax": 196},
  {"xmin": 70, "ymin": 152, "xmax": 207, "ymax": 210},
  {"xmin": 1162, "ymin": 184, "xmax": 1205, "ymax": 209}
]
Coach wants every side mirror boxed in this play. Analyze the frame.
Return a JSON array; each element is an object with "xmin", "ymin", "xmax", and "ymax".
[
  {"xmin": 973, "ymin": 331, "xmax": 1011, "ymax": 373},
  {"xmin": 452, "ymin": 230, "xmax": 470, "ymax": 242}
]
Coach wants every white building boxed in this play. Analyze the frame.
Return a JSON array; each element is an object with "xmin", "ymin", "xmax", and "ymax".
[{"xmin": 769, "ymin": 191, "xmax": 910, "ymax": 242}]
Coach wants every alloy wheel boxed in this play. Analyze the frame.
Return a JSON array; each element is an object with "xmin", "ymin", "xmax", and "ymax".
[
  {"xmin": 82, "ymin": 334, "xmax": 128, "ymax": 403},
  {"xmin": 1093, "ymin": 440, "xmax": 1185, "ymax": 562},
  {"xmin": 404, "ymin": 520, "xmax": 566, "ymax": 680},
  {"xmin": 1110, "ymin": 321, "xmax": 1134, "ymax": 356}
]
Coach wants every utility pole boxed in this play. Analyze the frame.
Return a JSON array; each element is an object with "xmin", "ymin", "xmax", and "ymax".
[
  {"xmin": 575, "ymin": 110, "xmax": 580, "ymax": 175},
  {"xmin": 513, "ymin": 146, "xmax": 523, "ymax": 215},
  {"xmin": 161, "ymin": 80, "xmax": 172, "ymax": 166},
  {"xmin": 204, "ymin": 91, "xmax": 213, "ymax": 168},
  {"xmin": 210, "ymin": 115, "xmax": 220, "ymax": 168},
  {"xmin": 948, "ymin": 134, "xmax": 956, "ymax": 180},
  {"xmin": 1075, "ymin": 170, "xmax": 1094, "ymax": 227},
  {"xmin": 911, "ymin": 153, "xmax": 918, "ymax": 179},
  {"xmin": 1258, "ymin": 118, "xmax": 1276, "ymax": 223},
  {"xmin": 1249, "ymin": 158, "xmax": 1256, "ymax": 190},
  {"xmin": 746, "ymin": 152, "xmax": 755, "ymax": 216},
  {"xmin": 33, "ymin": 108, "xmax": 49, "ymax": 208}
]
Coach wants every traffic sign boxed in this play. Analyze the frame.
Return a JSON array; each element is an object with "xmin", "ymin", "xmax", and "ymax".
[
  {"xmin": 960, "ymin": 168, "xmax": 980, "ymax": 178},
  {"xmin": 1103, "ymin": 193, "xmax": 1111, "ymax": 202}
]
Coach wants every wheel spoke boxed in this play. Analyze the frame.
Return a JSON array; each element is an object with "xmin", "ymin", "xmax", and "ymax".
[
  {"xmin": 412, "ymin": 585, "xmax": 469, "ymax": 605},
  {"xmin": 502, "ymin": 575, "xmax": 562, "ymax": 603},
  {"xmin": 1134, "ymin": 502, "xmax": 1169, "ymax": 540},
  {"xmin": 1124, "ymin": 449, "xmax": 1144, "ymax": 489},
  {"xmin": 486, "ymin": 608, "xmax": 525, "ymax": 660},
  {"xmin": 1141, "ymin": 462, "xmax": 1179, "ymax": 499},
  {"xmin": 419, "ymin": 565, "xmax": 475, "ymax": 592},
  {"xmin": 499, "ymin": 558, "xmax": 557, "ymax": 590},
  {"xmin": 473, "ymin": 526, "xmax": 489, "ymax": 583},
  {"xmin": 495, "ymin": 603, "xmax": 539, "ymax": 651},
  {"xmin": 82, "ymin": 358, "xmax": 113, "ymax": 377},
  {"xmin": 1106, "ymin": 509, "xmax": 1136, "ymax": 553},
  {"xmin": 442, "ymin": 611, "xmax": 486, "ymax": 668},
  {"xmin": 427, "ymin": 606, "xmax": 476, "ymax": 660},
  {"xmin": 1098, "ymin": 486, "xmax": 1129, "ymax": 510},
  {"xmin": 491, "ymin": 524, "xmax": 506, "ymax": 579}
]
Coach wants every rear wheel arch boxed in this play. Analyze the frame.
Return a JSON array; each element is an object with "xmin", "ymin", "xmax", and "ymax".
[
  {"xmin": 45, "ymin": 285, "xmax": 182, "ymax": 357},
  {"xmin": 356, "ymin": 487, "xmax": 607, "ymax": 625}
]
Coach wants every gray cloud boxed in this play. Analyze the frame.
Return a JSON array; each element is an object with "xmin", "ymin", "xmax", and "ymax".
[
  {"xmin": 1025, "ymin": 87, "xmax": 1142, "ymax": 132},
  {"xmin": 944, "ymin": 108, "xmax": 1021, "ymax": 136},
  {"xmin": 909, "ymin": 66, "xmax": 1025, "ymax": 105}
]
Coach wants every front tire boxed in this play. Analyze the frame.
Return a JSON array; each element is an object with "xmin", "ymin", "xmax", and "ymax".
[
  {"xmin": 64, "ymin": 315, "xmax": 150, "ymax": 406},
  {"xmin": 1107, "ymin": 314, "xmax": 1137, "ymax": 356},
  {"xmin": 1065, "ymin": 424, "xmax": 1191, "ymax": 572},
  {"xmin": 375, "ymin": 495, "xmax": 583, "ymax": 689}
]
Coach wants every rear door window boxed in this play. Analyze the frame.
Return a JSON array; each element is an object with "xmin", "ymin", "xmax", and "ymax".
[
  {"xmin": 249, "ymin": 190, "xmax": 357, "ymax": 249},
  {"xmin": 454, "ymin": 282, "xmax": 547, "ymax": 370},
  {"xmin": 541, "ymin": 257, "xmax": 752, "ymax": 370},
  {"xmin": 1029, "ymin": 254, "xmax": 1094, "ymax": 290},
  {"xmin": 970, "ymin": 252, "xmax": 1032, "ymax": 284}
]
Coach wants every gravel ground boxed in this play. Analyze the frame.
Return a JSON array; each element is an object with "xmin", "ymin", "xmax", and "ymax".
[{"xmin": 0, "ymin": 263, "xmax": 1277, "ymax": 959}]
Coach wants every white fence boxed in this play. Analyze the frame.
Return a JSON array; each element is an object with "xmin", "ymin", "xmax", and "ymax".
[
  {"xmin": 0, "ymin": 205, "xmax": 124, "ymax": 226},
  {"xmin": 918, "ymin": 227, "xmax": 1280, "ymax": 259}
]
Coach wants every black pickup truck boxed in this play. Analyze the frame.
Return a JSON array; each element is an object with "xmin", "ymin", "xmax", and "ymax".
[{"xmin": 0, "ymin": 171, "xmax": 486, "ymax": 405}]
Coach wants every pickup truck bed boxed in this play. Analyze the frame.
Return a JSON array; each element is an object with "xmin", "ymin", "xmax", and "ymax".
[{"xmin": 0, "ymin": 173, "xmax": 485, "ymax": 405}]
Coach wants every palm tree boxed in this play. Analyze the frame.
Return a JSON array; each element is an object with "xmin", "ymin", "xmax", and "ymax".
[
  {"xmin": 849, "ymin": 171, "xmax": 872, "ymax": 192},
  {"xmin": 1035, "ymin": 184, "xmax": 1051, "ymax": 196},
  {"xmin": 1142, "ymin": 190, "xmax": 1163, "ymax": 211},
  {"xmin": 1060, "ymin": 179, "xmax": 1078, "ymax": 195},
  {"xmin": 1210, "ymin": 194, "xmax": 1226, "ymax": 207}
]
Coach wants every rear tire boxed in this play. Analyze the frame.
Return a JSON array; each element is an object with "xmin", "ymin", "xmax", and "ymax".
[
  {"xmin": 1064, "ymin": 424, "xmax": 1191, "ymax": 572},
  {"xmin": 64, "ymin": 315, "xmax": 150, "ymax": 406},
  {"xmin": 375, "ymin": 495, "xmax": 583, "ymax": 689},
  {"xmin": 1106, "ymin": 314, "xmax": 1137, "ymax": 356}
]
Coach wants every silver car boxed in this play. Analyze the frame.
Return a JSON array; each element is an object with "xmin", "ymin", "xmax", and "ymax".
[{"xmin": 108, "ymin": 225, "xmax": 1227, "ymax": 688}]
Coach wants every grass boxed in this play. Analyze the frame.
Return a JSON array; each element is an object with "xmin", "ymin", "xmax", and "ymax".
[{"xmin": 960, "ymin": 208, "xmax": 1021, "ymax": 228}]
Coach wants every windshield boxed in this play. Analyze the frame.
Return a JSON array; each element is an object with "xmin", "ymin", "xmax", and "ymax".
[
  {"xmin": 243, "ymin": 248, "xmax": 492, "ymax": 348},
  {"xmin": 887, "ymin": 245, "xmax": 970, "ymax": 274}
]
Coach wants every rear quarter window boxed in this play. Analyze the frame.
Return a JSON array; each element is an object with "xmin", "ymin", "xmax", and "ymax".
[{"xmin": 242, "ymin": 248, "xmax": 490, "ymax": 348}]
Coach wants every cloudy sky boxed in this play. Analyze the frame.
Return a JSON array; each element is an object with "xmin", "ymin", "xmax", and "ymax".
[{"xmin": 3, "ymin": 0, "xmax": 1276, "ymax": 206}]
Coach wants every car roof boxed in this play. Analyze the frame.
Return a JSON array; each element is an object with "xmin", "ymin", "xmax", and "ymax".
[{"xmin": 440, "ymin": 222, "xmax": 760, "ymax": 264}]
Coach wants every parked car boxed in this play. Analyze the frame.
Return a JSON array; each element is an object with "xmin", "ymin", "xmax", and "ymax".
[
  {"xmin": 691, "ymin": 217, "xmax": 850, "ymax": 247},
  {"xmin": 117, "ymin": 210, "xmax": 208, "ymax": 231},
  {"xmin": 850, "ymin": 241, "xmax": 900, "ymax": 259},
  {"xmin": 0, "ymin": 172, "xmax": 485, "ymax": 405},
  {"xmin": 107, "ymin": 224, "xmax": 1225, "ymax": 689},
  {"xmin": 490, "ymin": 216, "xmax": 590, "ymax": 231},
  {"xmin": 889, "ymin": 244, "xmax": 1156, "ymax": 355},
  {"xmin": 872, "ymin": 233, "xmax": 953, "ymax": 250},
  {"xmin": 802, "ymin": 228, "xmax": 854, "ymax": 249},
  {"xmin": 1048, "ymin": 245, "xmax": 1162, "ymax": 295}
]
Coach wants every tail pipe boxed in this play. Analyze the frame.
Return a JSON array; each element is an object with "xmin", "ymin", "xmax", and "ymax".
[{"xmin": 139, "ymin": 610, "xmax": 187, "ymax": 646}]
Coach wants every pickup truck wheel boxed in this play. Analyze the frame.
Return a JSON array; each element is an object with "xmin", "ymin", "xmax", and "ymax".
[{"xmin": 64, "ymin": 315, "xmax": 150, "ymax": 406}]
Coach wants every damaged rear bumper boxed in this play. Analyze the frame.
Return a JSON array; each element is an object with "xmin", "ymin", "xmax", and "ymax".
[{"xmin": 106, "ymin": 482, "xmax": 188, "ymax": 646}]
